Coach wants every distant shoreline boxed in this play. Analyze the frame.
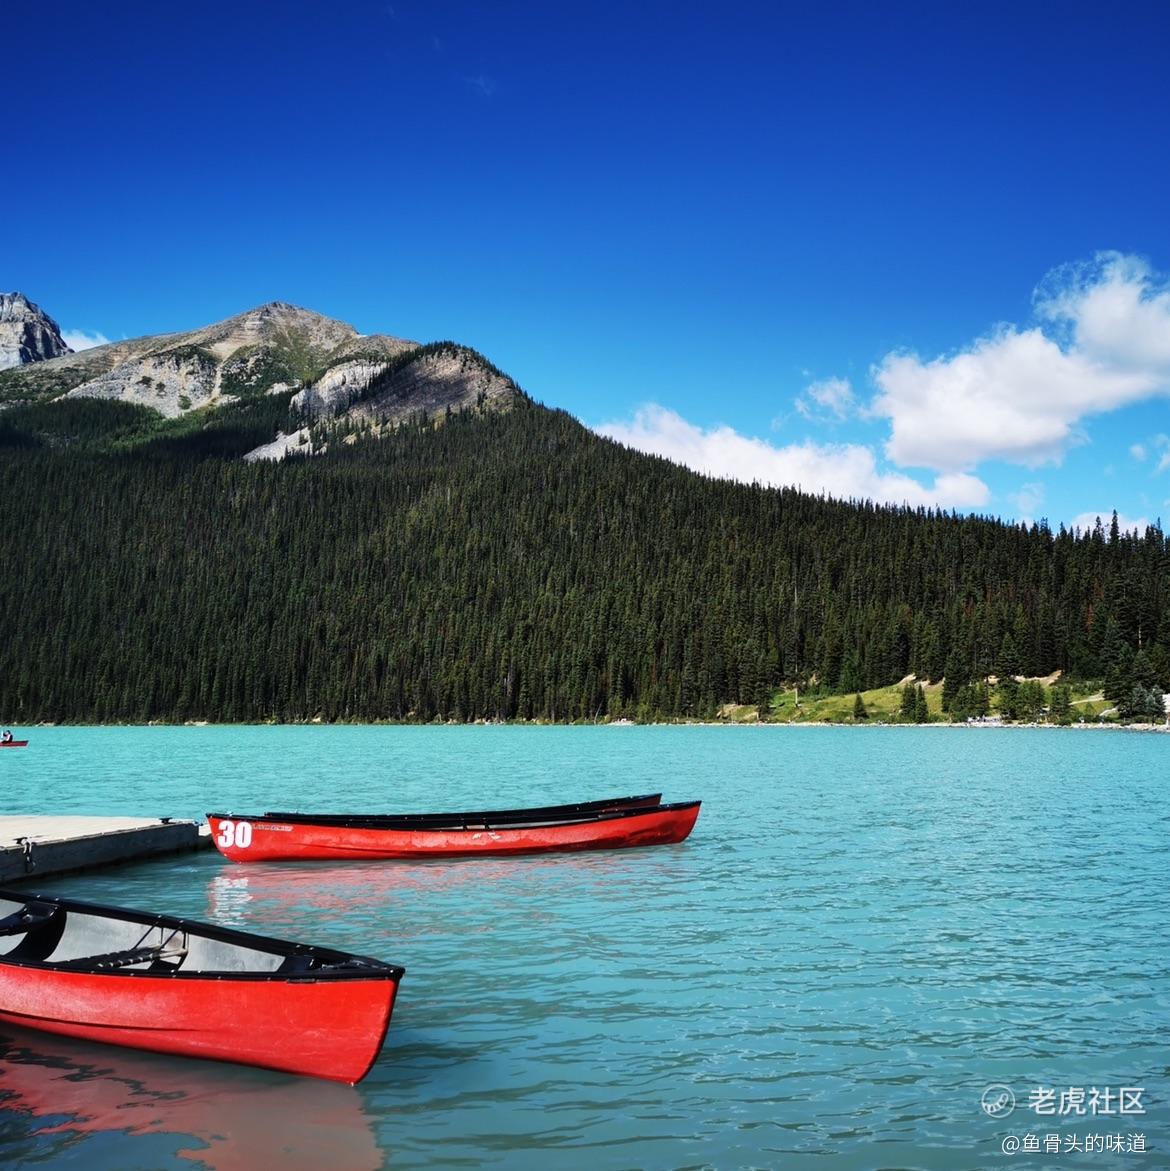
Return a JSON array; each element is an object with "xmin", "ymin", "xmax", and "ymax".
[{"xmin": 17, "ymin": 718, "xmax": 1170, "ymax": 732}]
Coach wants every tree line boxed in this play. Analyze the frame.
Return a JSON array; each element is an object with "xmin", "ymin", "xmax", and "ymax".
[{"xmin": 0, "ymin": 397, "xmax": 1166, "ymax": 724}]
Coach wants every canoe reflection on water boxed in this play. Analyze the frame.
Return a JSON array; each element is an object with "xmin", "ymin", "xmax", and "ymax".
[
  {"xmin": 0, "ymin": 1024, "xmax": 386, "ymax": 1171},
  {"xmin": 206, "ymin": 846, "xmax": 693, "ymax": 932},
  {"xmin": 208, "ymin": 857, "xmax": 518, "ymax": 924}
]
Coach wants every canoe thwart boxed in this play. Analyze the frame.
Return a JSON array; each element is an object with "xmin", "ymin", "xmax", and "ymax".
[{"xmin": 59, "ymin": 944, "xmax": 177, "ymax": 971}]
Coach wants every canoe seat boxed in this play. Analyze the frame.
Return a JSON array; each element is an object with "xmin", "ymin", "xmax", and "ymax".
[
  {"xmin": 0, "ymin": 903, "xmax": 68, "ymax": 960},
  {"xmin": 0, "ymin": 903, "xmax": 60, "ymax": 936},
  {"xmin": 277, "ymin": 952, "xmax": 320, "ymax": 973},
  {"xmin": 59, "ymin": 944, "xmax": 187, "ymax": 971}
]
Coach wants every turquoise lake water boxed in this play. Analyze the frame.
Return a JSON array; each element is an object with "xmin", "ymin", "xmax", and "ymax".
[{"xmin": 0, "ymin": 725, "xmax": 1166, "ymax": 1170}]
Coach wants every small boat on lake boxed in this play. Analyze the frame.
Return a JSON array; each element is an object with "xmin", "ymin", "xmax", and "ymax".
[
  {"xmin": 0, "ymin": 888, "xmax": 404, "ymax": 1083},
  {"xmin": 0, "ymin": 739, "xmax": 28, "ymax": 748},
  {"xmin": 206, "ymin": 799, "xmax": 701, "ymax": 863}
]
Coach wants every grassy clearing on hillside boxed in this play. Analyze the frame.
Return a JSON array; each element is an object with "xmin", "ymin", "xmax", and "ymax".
[
  {"xmin": 745, "ymin": 679, "xmax": 1111, "ymax": 725},
  {"xmin": 764, "ymin": 682, "xmax": 939, "ymax": 723}
]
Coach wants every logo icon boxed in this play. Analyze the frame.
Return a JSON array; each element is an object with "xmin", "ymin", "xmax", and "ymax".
[{"xmin": 982, "ymin": 1085, "xmax": 1016, "ymax": 1118}]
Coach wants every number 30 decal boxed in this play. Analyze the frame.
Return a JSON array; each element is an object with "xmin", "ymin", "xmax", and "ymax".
[{"xmin": 215, "ymin": 819, "xmax": 253, "ymax": 849}]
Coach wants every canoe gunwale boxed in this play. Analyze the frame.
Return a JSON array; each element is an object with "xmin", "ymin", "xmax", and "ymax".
[
  {"xmin": 0, "ymin": 888, "xmax": 405, "ymax": 982},
  {"xmin": 256, "ymin": 791, "xmax": 664, "ymax": 829}
]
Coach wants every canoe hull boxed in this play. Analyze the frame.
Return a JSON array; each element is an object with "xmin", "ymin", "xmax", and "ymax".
[
  {"xmin": 209, "ymin": 802, "xmax": 701, "ymax": 863},
  {"xmin": 0, "ymin": 741, "xmax": 28, "ymax": 748},
  {"xmin": 0, "ymin": 963, "xmax": 397, "ymax": 1083}
]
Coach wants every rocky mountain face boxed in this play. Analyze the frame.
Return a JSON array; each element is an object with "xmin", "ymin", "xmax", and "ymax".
[
  {"xmin": 247, "ymin": 343, "xmax": 524, "ymax": 461},
  {"xmin": 0, "ymin": 293, "xmax": 72, "ymax": 369},
  {"xmin": 0, "ymin": 301, "xmax": 416, "ymax": 417},
  {"xmin": 0, "ymin": 302, "xmax": 419, "ymax": 416},
  {"xmin": 0, "ymin": 299, "xmax": 527, "ymax": 459}
]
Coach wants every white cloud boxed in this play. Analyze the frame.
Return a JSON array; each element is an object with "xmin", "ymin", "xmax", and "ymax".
[
  {"xmin": 596, "ymin": 404, "xmax": 989, "ymax": 509},
  {"xmin": 1014, "ymin": 482, "xmax": 1045, "ymax": 519},
  {"xmin": 61, "ymin": 329, "xmax": 112, "ymax": 352},
  {"xmin": 1038, "ymin": 252, "xmax": 1170, "ymax": 374},
  {"xmin": 596, "ymin": 252, "xmax": 1170, "ymax": 518},
  {"xmin": 869, "ymin": 252, "xmax": 1170, "ymax": 473},
  {"xmin": 1070, "ymin": 511, "xmax": 1149, "ymax": 536},
  {"xmin": 795, "ymin": 376, "xmax": 854, "ymax": 421}
]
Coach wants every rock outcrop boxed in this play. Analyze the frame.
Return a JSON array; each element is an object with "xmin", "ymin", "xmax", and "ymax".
[
  {"xmin": 348, "ymin": 347, "xmax": 518, "ymax": 425},
  {"xmin": 245, "ymin": 345, "xmax": 525, "ymax": 462},
  {"xmin": 0, "ymin": 293, "xmax": 72, "ymax": 369}
]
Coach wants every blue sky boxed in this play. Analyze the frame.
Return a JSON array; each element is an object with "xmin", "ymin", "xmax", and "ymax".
[{"xmin": 7, "ymin": 0, "xmax": 1170, "ymax": 531}]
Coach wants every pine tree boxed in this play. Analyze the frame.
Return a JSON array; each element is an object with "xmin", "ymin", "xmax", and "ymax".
[
  {"xmin": 941, "ymin": 652, "xmax": 964, "ymax": 712},
  {"xmin": 1048, "ymin": 683, "xmax": 1073, "ymax": 724},
  {"xmin": 997, "ymin": 675, "xmax": 1021, "ymax": 720},
  {"xmin": 997, "ymin": 631, "xmax": 1021, "ymax": 679},
  {"xmin": 1104, "ymin": 642, "xmax": 1135, "ymax": 705},
  {"xmin": 914, "ymin": 685, "xmax": 929, "ymax": 723}
]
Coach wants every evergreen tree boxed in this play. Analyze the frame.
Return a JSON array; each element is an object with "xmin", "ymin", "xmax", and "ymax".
[
  {"xmin": 951, "ymin": 684, "xmax": 978, "ymax": 721},
  {"xmin": 997, "ymin": 631, "xmax": 1021, "ymax": 679},
  {"xmin": 914, "ymin": 685, "xmax": 929, "ymax": 723},
  {"xmin": 941, "ymin": 652, "xmax": 964, "ymax": 713},
  {"xmin": 1017, "ymin": 680, "xmax": 1046, "ymax": 721},
  {"xmin": 997, "ymin": 675, "xmax": 1021, "ymax": 720},
  {"xmin": 1120, "ymin": 684, "xmax": 1164, "ymax": 722},
  {"xmin": 1048, "ymin": 683, "xmax": 1073, "ymax": 724},
  {"xmin": 952, "ymin": 681, "xmax": 991, "ymax": 721},
  {"xmin": 1130, "ymin": 648, "xmax": 1159, "ymax": 692}
]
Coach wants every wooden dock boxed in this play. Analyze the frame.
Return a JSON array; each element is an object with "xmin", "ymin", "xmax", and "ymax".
[{"xmin": 0, "ymin": 816, "xmax": 211, "ymax": 883}]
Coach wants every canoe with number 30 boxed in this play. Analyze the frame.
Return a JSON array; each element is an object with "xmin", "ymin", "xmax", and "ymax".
[
  {"xmin": 206, "ymin": 800, "xmax": 701, "ymax": 862},
  {"xmin": 0, "ymin": 888, "xmax": 404, "ymax": 1083}
]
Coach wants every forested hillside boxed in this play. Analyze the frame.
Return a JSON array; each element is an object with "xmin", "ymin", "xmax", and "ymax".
[{"xmin": 0, "ymin": 395, "xmax": 1166, "ymax": 723}]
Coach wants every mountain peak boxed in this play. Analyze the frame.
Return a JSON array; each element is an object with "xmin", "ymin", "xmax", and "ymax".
[
  {"xmin": 0, "ymin": 292, "xmax": 72, "ymax": 369},
  {"xmin": 0, "ymin": 291, "xmax": 33, "ymax": 314},
  {"xmin": 0, "ymin": 298, "xmax": 436, "ymax": 428},
  {"xmin": 256, "ymin": 300, "xmax": 308, "ymax": 315},
  {"xmin": 242, "ymin": 300, "xmax": 323, "ymax": 320}
]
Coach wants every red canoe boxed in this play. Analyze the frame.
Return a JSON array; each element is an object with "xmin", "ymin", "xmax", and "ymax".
[
  {"xmin": 0, "ymin": 889, "xmax": 404, "ymax": 1083},
  {"xmin": 207, "ymin": 800, "xmax": 701, "ymax": 863},
  {"xmin": 0, "ymin": 740, "xmax": 28, "ymax": 748}
]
